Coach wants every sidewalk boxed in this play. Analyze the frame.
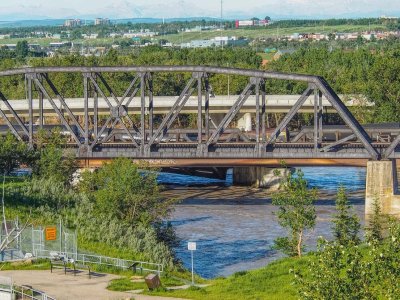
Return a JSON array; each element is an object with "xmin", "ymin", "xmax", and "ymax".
[{"xmin": 0, "ymin": 270, "xmax": 188, "ymax": 300}]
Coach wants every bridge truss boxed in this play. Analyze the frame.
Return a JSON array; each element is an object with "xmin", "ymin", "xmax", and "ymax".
[{"xmin": 0, "ymin": 66, "xmax": 398, "ymax": 161}]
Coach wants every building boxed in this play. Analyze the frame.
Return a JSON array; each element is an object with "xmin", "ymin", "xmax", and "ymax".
[
  {"xmin": 64, "ymin": 19, "xmax": 82, "ymax": 27},
  {"xmin": 82, "ymin": 33, "xmax": 99, "ymax": 39},
  {"xmin": 181, "ymin": 36, "xmax": 248, "ymax": 49},
  {"xmin": 123, "ymin": 30, "xmax": 158, "ymax": 38},
  {"xmin": 49, "ymin": 42, "xmax": 72, "ymax": 49},
  {"xmin": 235, "ymin": 19, "xmax": 269, "ymax": 28},
  {"xmin": 94, "ymin": 18, "xmax": 110, "ymax": 26}
]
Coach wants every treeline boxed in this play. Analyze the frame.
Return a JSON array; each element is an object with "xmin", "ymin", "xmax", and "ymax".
[
  {"xmin": 269, "ymin": 18, "xmax": 392, "ymax": 28},
  {"xmin": 265, "ymin": 45, "xmax": 400, "ymax": 122},
  {"xmin": 2, "ymin": 44, "xmax": 400, "ymax": 123},
  {"xmin": 0, "ymin": 47, "xmax": 262, "ymax": 100}
]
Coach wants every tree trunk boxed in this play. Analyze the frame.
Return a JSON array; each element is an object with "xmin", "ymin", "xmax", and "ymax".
[{"xmin": 297, "ymin": 230, "xmax": 303, "ymax": 257}]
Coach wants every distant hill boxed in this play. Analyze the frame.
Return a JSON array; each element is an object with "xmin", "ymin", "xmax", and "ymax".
[
  {"xmin": 0, "ymin": 17, "xmax": 221, "ymax": 29},
  {"xmin": 0, "ymin": 19, "xmax": 65, "ymax": 28}
]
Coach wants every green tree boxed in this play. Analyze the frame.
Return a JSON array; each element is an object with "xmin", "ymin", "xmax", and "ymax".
[
  {"xmin": 366, "ymin": 196, "xmax": 384, "ymax": 243},
  {"xmin": 15, "ymin": 40, "xmax": 29, "ymax": 59},
  {"xmin": 79, "ymin": 158, "xmax": 176, "ymax": 225},
  {"xmin": 0, "ymin": 132, "xmax": 35, "ymax": 175},
  {"xmin": 332, "ymin": 186, "xmax": 360, "ymax": 246},
  {"xmin": 296, "ymin": 240, "xmax": 375, "ymax": 300},
  {"xmin": 272, "ymin": 169, "xmax": 317, "ymax": 257},
  {"xmin": 34, "ymin": 128, "xmax": 77, "ymax": 185}
]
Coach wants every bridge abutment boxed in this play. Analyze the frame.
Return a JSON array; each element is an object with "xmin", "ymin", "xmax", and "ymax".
[
  {"xmin": 365, "ymin": 160, "xmax": 400, "ymax": 217},
  {"xmin": 233, "ymin": 167, "xmax": 289, "ymax": 189}
]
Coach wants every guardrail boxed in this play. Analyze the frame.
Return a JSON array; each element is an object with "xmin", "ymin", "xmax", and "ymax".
[
  {"xmin": 35, "ymin": 250, "xmax": 163, "ymax": 274},
  {"xmin": 0, "ymin": 275, "xmax": 56, "ymax": 300}
]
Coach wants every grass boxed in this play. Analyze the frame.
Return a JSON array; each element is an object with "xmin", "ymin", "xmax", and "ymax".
[
  {"xmin": 107, "ymin": 275, "xmax": 186, "ymax": 292},
  {"xmin": 143, "ymin": 255, "xmax": 314, "ymax": 300},
  {"xmin": 257, "ymin": 52, "xmax": 275, "ymax": 61},
  {"xmin": 107, "ymin": 278, "xmax": 148, "ymax": 291},
  {"xmin": 0, "ymin": 259, "xmax": 50, "ymax": 271},
  {"xmin": 163, "ymin": 24, "xmax": 387, "ymax": 44}
]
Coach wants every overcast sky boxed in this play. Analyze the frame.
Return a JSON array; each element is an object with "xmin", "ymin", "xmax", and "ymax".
[{"xmin": 0, "ymin": 0, "xmax": 399, "ymax": 21}]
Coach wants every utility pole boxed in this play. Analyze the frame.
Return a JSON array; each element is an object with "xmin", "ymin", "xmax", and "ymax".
[{"xmin": 220, "ymin": 0, "xmax": 223, "ymax": 49}]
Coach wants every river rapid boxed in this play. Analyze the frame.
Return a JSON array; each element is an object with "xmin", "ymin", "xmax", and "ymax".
[{"xmin": 158, "ymin": 167, "xmax": 366, "ymax": 279}]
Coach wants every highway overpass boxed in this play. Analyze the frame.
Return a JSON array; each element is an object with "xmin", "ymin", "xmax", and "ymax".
[{"xmin": 0, "ymin": 94, "xmax": 370, "ymax": 117}]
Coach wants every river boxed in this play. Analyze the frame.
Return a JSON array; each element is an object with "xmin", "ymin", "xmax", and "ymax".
[{"xmin": 158, "ymin": 167, "xmax": 366, "ymax": 279}]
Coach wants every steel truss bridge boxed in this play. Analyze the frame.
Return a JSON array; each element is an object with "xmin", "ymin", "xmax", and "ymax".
[{"xmin": 0, "ymin": 66, "xmax": 399, "ymax": 168}]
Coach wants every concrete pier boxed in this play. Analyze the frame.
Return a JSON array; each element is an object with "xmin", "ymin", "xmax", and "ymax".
[
  {"xmin": 237, "ymin": 113, "xmax": 253, "ymax": 132},
  {"xmin": 365, "ymin": 160, "xmax": 400, "ymax": 217},
  {"xmin": 233, "ymin": 167, "xmax": 290, "ymax": 189}
]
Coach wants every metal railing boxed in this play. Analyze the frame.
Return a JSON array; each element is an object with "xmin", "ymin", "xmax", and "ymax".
[
  {"xmin": 0, "ymin": 276, "xmax": 56, "ymax": 300},
  {"xmin": 35, "ymin": 249, "xmax": 163, "ymax": 274}
]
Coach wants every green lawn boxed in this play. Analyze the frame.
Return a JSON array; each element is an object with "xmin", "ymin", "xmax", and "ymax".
[{"xmin": 144, "ymin": 256, "xmax": 313, "ymax": 300}]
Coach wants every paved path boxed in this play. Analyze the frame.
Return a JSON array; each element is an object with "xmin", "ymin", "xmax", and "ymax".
[{"xmin": 0, "ymin": 270, "xmax": 188, "ymax": 300}]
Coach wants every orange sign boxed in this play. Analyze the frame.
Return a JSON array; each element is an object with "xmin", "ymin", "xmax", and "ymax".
[{"xmin": 45, "ymin": 227, "xmax": 57, "ymax": 241}]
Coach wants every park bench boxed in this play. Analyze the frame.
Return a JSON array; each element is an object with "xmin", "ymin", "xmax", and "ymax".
[
  {"xmin": 50, "ymin": 259, "xmax": 91, "ymax": 279},
  {"xmin": 50, "ymin": 260, "xmax": 67, "ymax": 275}
]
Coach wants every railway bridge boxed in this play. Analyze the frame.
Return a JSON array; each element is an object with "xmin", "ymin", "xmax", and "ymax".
[{"xmin": 0, "ymin": 65, "xmax": 399, "ymax": 216}]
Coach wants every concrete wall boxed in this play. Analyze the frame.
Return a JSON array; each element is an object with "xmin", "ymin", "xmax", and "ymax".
[
  {"xmin": 365, "ymin": 160, "xmax": 400, "ymax": 217},
  {"xmin": 233, "ymin": 167, "xmax": 290, "ymax": 189}
]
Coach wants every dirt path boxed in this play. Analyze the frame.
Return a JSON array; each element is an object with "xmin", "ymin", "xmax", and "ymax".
[{"xmin": 0, "ymin": 270, "xmax": 188, "ymax": 300}]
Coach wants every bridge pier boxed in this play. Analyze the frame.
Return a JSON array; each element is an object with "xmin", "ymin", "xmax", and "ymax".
[
  {"xmin": 365, "ymin": 160, "xmax": 400, "ymax": 217},
  {"xmin": 233, "ymin": 167, "xmax": 290, "ymax": 189}
]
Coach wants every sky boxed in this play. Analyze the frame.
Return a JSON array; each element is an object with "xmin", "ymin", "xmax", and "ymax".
[{"xmin": 0, "ymin": 0, "xmax": 399, "ymax": 21}]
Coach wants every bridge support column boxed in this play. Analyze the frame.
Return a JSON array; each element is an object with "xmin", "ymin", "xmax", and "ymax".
[
  {"xmin": 237, "ymin": 113, "xmax": 252, "ymax": 132},
  {"xmin": 365, "ymin": 160, "xmax": 400, "ymax": 217},
  {"xmin": 233, "ymin": 167, "xmax": 289, "ymax": 189}
]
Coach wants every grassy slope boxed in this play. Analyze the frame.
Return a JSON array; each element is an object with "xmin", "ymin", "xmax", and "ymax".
[
  {"xmin": 145, "ymin": 256, "xmax": 312, "ymax": 300},
  {"xmin": 164, "ymin": 24, "xmax": 386, "ymax": 44}
]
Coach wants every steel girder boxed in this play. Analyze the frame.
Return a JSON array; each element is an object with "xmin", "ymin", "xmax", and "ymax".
[{"xmin": 0, "ymin": 66, "xmax": 385, "ymax": 161}]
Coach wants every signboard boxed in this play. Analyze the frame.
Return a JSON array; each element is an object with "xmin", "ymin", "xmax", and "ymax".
[
  {"xmin": 188, "ymin": 242, "xmax": 196, "ymax": 251},
  {"xmin": 45, "ymin": 226, "xmax": 57, "ymax": 241}
]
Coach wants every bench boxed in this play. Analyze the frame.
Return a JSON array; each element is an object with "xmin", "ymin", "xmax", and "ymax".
[
  {"xmin": 50, "ymin": 260, "xmax": 91, "ymax": 279},
  {"xmin": 50, "ymin": 260, "xmax": 67, "ymax": 275}
]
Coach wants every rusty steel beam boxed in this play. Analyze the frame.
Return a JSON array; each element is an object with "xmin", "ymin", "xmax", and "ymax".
[{"xmin": 76, "ymin": 158, "xmax": 371, "ymax": 169}]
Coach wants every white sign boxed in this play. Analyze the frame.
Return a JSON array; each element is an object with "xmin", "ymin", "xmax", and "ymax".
[{"xmin": 188, "ymin": 242, "xmax": 196, "ymax": 251}]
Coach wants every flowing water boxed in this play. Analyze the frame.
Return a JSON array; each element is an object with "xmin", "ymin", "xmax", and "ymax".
[{"xmin": 158, "ymin": 167, "xmax": 366, "ymax": 279}]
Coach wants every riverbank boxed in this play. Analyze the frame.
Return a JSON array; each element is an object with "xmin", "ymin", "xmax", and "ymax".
[{"xmin": 162, "ymin": 185, "xmax": 365, "ymax": 278}]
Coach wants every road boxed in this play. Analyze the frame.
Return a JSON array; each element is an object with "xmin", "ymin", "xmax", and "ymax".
[{"xmin": 1, "ymin": 94, "xmax": 369, "ymax": 117}]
